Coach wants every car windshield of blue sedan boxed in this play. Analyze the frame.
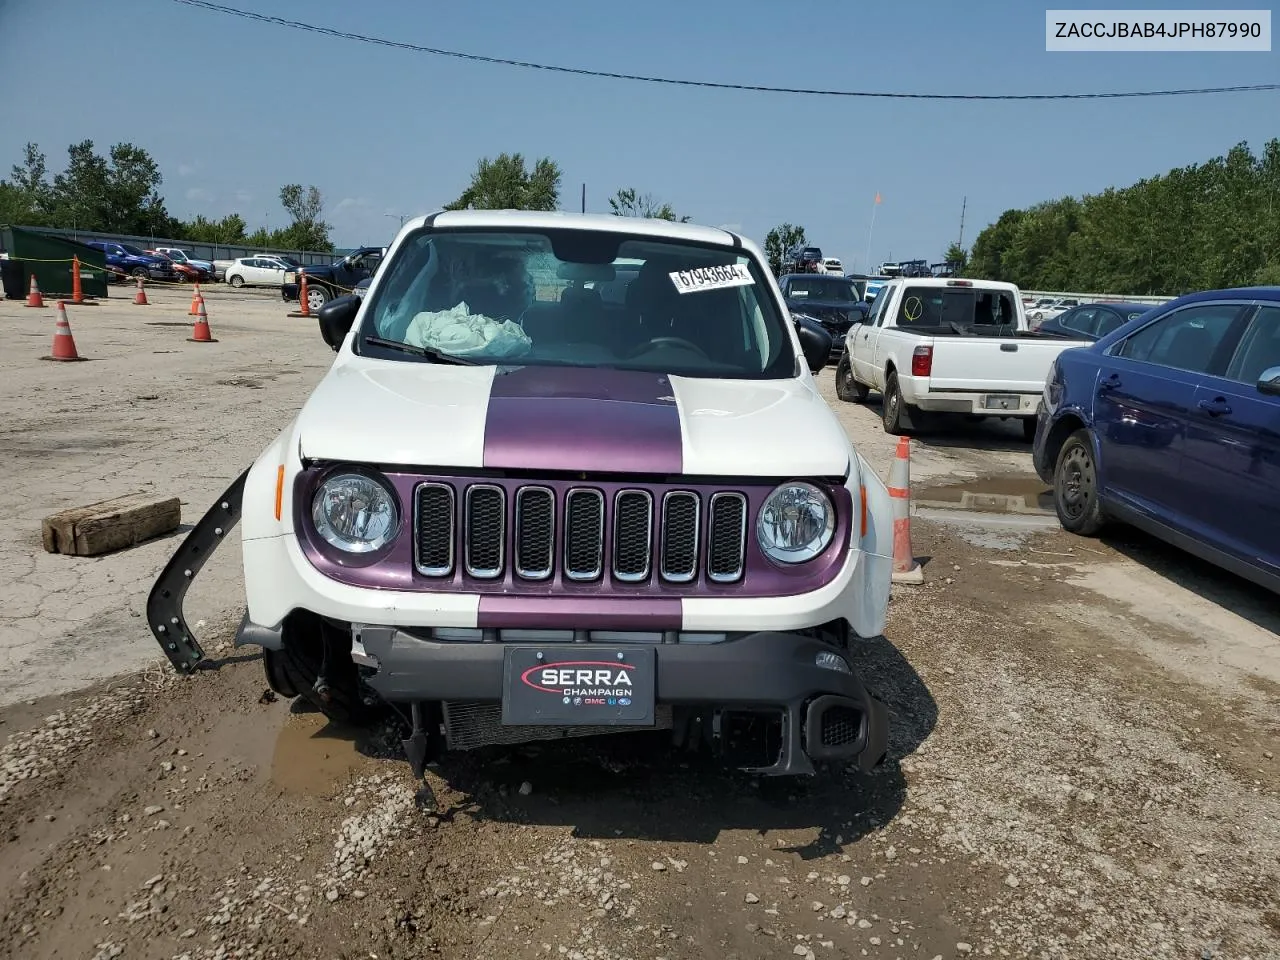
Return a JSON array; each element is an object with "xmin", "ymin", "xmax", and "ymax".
[{"xmin": 358, "ymin": 228, "xmax": 797, "ymax": 378}]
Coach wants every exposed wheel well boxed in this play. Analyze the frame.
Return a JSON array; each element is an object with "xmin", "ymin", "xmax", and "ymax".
[{"xmin": 1044, "ymin": 413, "xmax": 1087, "ymax": 468}]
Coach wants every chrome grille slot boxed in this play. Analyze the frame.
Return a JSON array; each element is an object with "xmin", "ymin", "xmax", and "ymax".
[
  {"xmin": 707, "ymin": 492, "xmax": 747, "ymax": 583},
  {"xmin": 414, "ymin": 483, "xmax": 455, "ymax": 577},
  {"xmin": 612, "ymin": 490, "xmax": 653, "ymax": 582},
  {"xmin": 564, "ymin": 488, "xmax": 605, "ymax": 581},
  {"xmin": 660, "ymin": 491, "xmax": 699, "ymax": 582},
  {"xmin": 464, "ymin": 484, "xmax": 505, "ymax": 579},
  {"xmin": 514, "ymin": 486, "xmax": 554, "ymax": 580}
]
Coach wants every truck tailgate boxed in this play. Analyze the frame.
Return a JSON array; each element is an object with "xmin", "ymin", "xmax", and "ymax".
[{"xmin": 927, "ymin": 338, "xmax": 1075, "ymax": 393}]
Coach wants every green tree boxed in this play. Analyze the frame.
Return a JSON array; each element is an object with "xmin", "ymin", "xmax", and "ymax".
[
  {"xmin": 276, "ymin": 184, "xmax": 332, "ymax": 250},
  {"xmin": 609, "ymin": 187, "xmax": 690, "ymax": 222},
  {"xmin": 943, "ymin": 242, "xmax": 967, "ymax": 269},
  {"xmin": 41, "ymin": 140, "xmax": 172, "ymax": 235},
  {"xmin": 965, "ymin": 137, "xmax": 1280, "ymax": 295},
  {"xmin": 179, "ymin": 213, "xmax": 248, "ymax": 245},
  {"xmin": 967, "ymin": 209, "xmax": 1024, "ymax": 281},
  {"xmin": 0, "ymin": 142, "xmax": 52, "ymax": 226},
  {"xmin": 764, "ymin": 223, "xmax": 806, "ymax": 275},
  {"xmin": 445, "ymin": 153, "xmax": 562, "ymax": 211}
]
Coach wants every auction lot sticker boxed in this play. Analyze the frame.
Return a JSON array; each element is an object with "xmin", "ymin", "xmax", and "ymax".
[
  {"xmin": 669, "ymin": 264, "xmax": 754, "ymax": 294},
  {"xmin": 501, "ymin": 647, "xmax": 656, "ymax": 726}
]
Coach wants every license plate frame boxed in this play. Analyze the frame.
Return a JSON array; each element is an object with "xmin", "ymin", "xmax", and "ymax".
[
  {"xmin": 981, "ymin": 393, "xmax": 1021, "ymax": 411},
  {"xmin": 500, "ymin": 646, "xmax": 656, "ymax": 727}
]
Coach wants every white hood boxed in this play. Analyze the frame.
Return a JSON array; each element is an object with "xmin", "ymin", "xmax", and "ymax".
[{"xmin": 295, "ymin": 352, "xmax": 851, "ymax": 479}]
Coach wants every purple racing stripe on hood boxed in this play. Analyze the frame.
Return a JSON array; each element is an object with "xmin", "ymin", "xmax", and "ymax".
[{"xmin": 483, "ymin": 366, "xmax": 682, "ymax": 474}]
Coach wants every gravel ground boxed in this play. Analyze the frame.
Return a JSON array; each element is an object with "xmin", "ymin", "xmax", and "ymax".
[{"xmin": 1, "ymin": 287, "xmax": 1277, "ymax": 960}]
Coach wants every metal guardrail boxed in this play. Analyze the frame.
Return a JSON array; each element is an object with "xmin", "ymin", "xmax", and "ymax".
[{"xmin": 1021, "ymin": 290, "xmax": 1171, "ymax": 305}]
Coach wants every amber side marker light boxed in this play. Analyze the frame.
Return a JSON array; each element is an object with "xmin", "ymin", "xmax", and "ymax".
[
  {"xmin": 860, "ymin": 485, "xmax": 868, "ymax": 538},
  {"xmin": 274, "ymin": 465, "xmax": 285, "ymax": 521}
]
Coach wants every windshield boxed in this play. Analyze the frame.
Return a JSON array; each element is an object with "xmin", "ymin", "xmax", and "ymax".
[
  {"xmin": 120, "ymin": 243, "xmax": 146, "ymax": 256},
  {"xmin": 165, "ymin": 250, "xmax": 189, "ymax": 262},
  {"xmin": 785, "ymin": 276, "xmax": 862, "ymax": 303},
  {"xmin": 358, "ymin": 227, "xmax": 796, "ymax": 378}
]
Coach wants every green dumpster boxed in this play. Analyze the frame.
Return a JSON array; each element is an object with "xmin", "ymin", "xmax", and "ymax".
[{"xmin": 0, "ymin": 225, "xmax": 110, "ymax": 299}]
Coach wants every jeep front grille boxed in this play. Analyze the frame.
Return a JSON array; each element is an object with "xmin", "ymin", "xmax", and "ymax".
[{"xmin": 413, "ymin": 482, "xmax": 748, "ymax": 585}]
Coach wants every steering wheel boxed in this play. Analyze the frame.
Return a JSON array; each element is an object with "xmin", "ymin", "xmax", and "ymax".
[{"xmin": 629, "ymin": 336, "xmax": 709, "ymax": 360}]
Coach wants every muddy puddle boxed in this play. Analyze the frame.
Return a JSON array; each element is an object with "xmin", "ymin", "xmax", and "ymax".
[
  {"xmin": 271, "ymin": 709, "xmax": 373, "ymax": 795},
  {"xmin": 915, "ymin": 475, "xmax": 1053, "ymax": 515}
]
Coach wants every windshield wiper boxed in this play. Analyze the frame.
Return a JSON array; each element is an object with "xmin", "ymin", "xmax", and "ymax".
[{"xmin": 363, "ymin": 335, "xmax": 478, "ymax": 366}]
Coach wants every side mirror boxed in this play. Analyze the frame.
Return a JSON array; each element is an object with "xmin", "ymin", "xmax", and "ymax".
[
  {"xmin": 317, "ymin": 294, "xmax": 360, "ymax": 352},
  {"xmin": 1257, "ymin": 366, "xmax": 1280, "ymax": 396},
  {"xmin": 793, "ymin": 314, "xmax": 832, "ymax": 374}
]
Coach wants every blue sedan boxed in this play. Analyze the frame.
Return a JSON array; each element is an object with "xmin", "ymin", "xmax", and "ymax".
[{"xmin": 1033, "ymin": 286, "xmax": 1280, "ymax": 594}]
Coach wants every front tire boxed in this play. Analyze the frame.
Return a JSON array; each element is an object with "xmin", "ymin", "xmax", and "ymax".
[
  {"xmin": 264, "ymin": 614, "xmax": 378, "ymax": 726},
  {"xmin": 305, "ymin": 284, "xmax": 331, "ymax": 312},
  {"xmin": 1053, "ymin": 428, "xmax": 1107, "ymax": 535},
  {"xmin": 835, "ymin": 354, "xmax": 870, "ymax": 403},
  {"xmin": 229, "ymin": 274, "xmax": 245, "ymax": 288}
]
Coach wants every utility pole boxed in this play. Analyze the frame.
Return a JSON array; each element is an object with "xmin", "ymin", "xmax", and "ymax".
[
  {"xmin": 581, "ymin": 183, "xmax": 586, "ymax": 213},
  {"xmin": 385, "ymin": 213, "xmax": 409, "ymax": 229},
  {"xmin": 957, "ymin": 196, "xmax": 967, "ymax": 249}
]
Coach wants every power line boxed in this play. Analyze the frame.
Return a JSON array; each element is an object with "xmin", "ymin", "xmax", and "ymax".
[{"xmin": 169, "ymin": 0, "xmax": 1280, "ymax": 102}]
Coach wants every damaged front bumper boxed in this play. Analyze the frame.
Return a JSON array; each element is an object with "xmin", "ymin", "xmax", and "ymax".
[
  {"xmin": 147, "ymin": 469, "xmax": 890, "ymax": 777},
  {"xmin": 348, "ymin": 623, "xmax": 890, "ymax": 776},
  {"xmin": 145, "ymin": 469, "xmax": 247, "ymax": 673}
]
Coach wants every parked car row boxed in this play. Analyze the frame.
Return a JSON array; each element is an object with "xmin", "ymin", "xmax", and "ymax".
[{"xmin": 821, "ymin": 271, "xmax": 1279, "ymax": 597}]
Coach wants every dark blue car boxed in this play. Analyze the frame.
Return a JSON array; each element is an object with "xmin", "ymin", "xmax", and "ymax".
[
  {"xmin": 1034, "ymin": 300, "xmax": 1157, "ymax": 340},
  {"xmin": 1033, "ymin": 286, "xmax": 1280, "ymax": 594}
]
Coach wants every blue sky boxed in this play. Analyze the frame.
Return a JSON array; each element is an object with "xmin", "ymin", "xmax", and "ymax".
[{"xmin": 0, "ymin": 0, "xmax": 1275, "ymax": 269}]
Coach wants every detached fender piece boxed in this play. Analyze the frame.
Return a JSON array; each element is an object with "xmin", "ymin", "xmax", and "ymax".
[{"xmin": 145, "ymin": 469, "xmax": 247, "ymax": 674}]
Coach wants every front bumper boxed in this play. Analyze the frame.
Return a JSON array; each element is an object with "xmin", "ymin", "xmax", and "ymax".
[
  {"xmin": 348, "ymin": 624, "xmax": 889, "ymax": 775},
  {"xmin": 147, "ymin": 468, "xmax": 892, "ymax": 777}
]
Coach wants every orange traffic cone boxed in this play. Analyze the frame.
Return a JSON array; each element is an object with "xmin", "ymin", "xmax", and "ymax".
[
  {"xmin": 25, "ymin": 272, "xmax": 45, "ymax": 308},
  {"xmin": 69, "ymin": 257, "xmax": 96, "ymax": 305},
  {"xmin": 133, "ymin": 277, "xmax": 149, "ymax": 305},
  {"xmin": 189, "ymin": 283, "xmax": 201, "ymax": 316},
  {"xmin": 42, "ymin": 302, "xmax": 88, "ymax": 362},
  {"xmin": 888, "ymin": 437, "xmax": 923, "ymax": 584},
  {"xmin": 187, "ymin": 297, "xmax": 217, "ymax": 343},
  {"xmin": 288, "ymin": 270, "xmax": 311, "ymax": 318}
]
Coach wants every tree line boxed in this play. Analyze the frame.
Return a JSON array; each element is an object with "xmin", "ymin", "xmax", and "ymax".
[
  {"xmin": 967, "ymin": 138, "xmax": 1280, "ymax": 294},
  {"xmin": 0, "ymin": 143, "xmax": 692, "ymax": 252},
  {"xmin": 0, "ymin": 141, "xmax": 334, "ymax": 251}
]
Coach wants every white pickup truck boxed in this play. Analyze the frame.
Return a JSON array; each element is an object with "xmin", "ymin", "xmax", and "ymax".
[{"xmin": 832, "ymin": 277, "xmax": 1090, "ymax": 439}]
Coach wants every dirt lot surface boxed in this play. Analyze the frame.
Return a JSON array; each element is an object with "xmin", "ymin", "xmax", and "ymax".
[{"xmin": 1, "ymin": 288, "xmax": 1277, "ymax": 960}]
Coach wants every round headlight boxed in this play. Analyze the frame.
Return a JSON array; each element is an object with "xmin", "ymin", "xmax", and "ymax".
[
  {"xmin": 311, "ymin": 472, "xmax": 400, "ymax": 553},
  {"xmin": 756, "ymin": 481, "xmax": 836, "ymax": 564}
]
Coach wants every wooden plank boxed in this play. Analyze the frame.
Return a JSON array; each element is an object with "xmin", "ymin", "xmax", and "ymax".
[{"xmin": 42, "ymin": 493, "xmax": 182, "ymax": 557}]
